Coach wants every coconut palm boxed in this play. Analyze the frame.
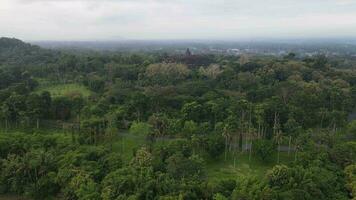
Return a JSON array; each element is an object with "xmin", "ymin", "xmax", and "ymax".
[
  {"xmin": 272, "ymin": 112, "xmax": 284, "ymax": 163},
  {"xmin": 294, "ymin": 140, "xmax": 303, "ymax": 162},
  {"xmin": 222, "ymin": 125, "xmax": 231, "ymax": 161},
  {"xmin": 273, "ymin": 130, "xmax": 284, "ymax": 164}
]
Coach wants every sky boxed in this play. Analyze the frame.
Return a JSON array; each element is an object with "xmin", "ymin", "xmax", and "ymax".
[{"xmin": 1, "ymin": 0, "xmax": 356, "ymax": 41}]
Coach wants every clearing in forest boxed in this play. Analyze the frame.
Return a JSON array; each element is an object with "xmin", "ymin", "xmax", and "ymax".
[{"xmin": 36, "ymin": 83, "xmax": 92, "ymax": 97}]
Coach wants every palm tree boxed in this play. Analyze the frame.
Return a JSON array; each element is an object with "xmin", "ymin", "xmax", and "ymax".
[
  {"xmin": 272, "ymin": 112, "xmax": 284, "ymax": 163},
  {"xmin": 288, "ymin": 135, "xmax": 292, "ymax": 156},
  {"xmin": 274, "ymin": 131, "xmax": 284, "ymax": 163},
  {"xmin": 222, "ymin": 125, "xmax": 231, "ymax": 161},
  {"xmin": 247, "ymin": 105, "xmax": 253, "ymax": 161},
  {"xmin": 249, "ymin": 129, "xmax": 257, "ymax": 161},
  {"xmin": 191, "ymin": 134, "xmax": 200, "ymax": 155},
  {"xmin": 294, "ymin": 139, "xmax": 303, "ymax": 162}
]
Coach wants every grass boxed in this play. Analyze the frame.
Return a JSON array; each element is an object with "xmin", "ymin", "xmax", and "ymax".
[
  {"xmin": 107, "ymin": 133, "xmax": 294, "ymax": 182},
  {"xmin": 35, "ymin": 83, "xmax": 92, "ymax": 98},
  {"xmin": 206, "ymin": 152, "xmax": 294, "ymax": 182}
]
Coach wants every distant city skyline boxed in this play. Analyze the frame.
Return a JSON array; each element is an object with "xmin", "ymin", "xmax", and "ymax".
[{"xmin": 1, "ymin": 0, "xmax": 356, "ymax": 41}]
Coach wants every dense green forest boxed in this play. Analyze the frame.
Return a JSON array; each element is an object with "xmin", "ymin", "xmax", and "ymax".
[{"xmin": 0, "ymin": 37, "xmax": 355, "ymax": 200}]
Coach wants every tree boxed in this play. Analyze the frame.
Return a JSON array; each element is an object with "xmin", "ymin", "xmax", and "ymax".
[
  {"xmin": 25, "ymin": 94, "xmax": 41, "ymax": 128},
  {"xmin": 52, "ymin": 97, "xmax": 72, "ymax": 120},
  {"xmin": 205, "ymin": 99, "xmax": 227, "ymax": 127},
  {"xmin": 181, "ymin": 101, "xmax": 204, "ymax": 122},
  {"xmin": 148, "ymin": 113, "xmax": 169, "ymax": 137},
  {"xmin": 213, "ymin": 193, "xmax": 228, "ymax": 200},
  {"xmin": 232, "ymin": 176, "xmax": 275, "ymax": 200},
  {"xmin": 266, "ymin": 164, "xmax": 349, "ymax": 200},
  {"xmin": 129, "ymin": 121, "xmax": 153, "ymax": 136},
  {"xmin": 69, "ymin": 172, "xmax": 100, "ymax": 200},
  {"xmin": 222, "ymin": 124, "xmax": 231, "ymax": 161},
  {"xmin": 330, "ymin": 142, "xmax": 356, "ymax": 168},
  {"xmin": 129, "ymin": 121, "xmax": 154, "ymax": 146},
  {"xmin": 128, "ymin": 92, "xmax": 149, "ymax": 121},
  {"xmin": 101, "ymin": 168, "xmax": 136, "ymax": 200},
  {"xmin": 1, "ymin": 93, "xmax": 26, "ymax": 127},
  {"xmin": 0, "ymin": 149, "xmax": 58, "ymax": 199},
  {"xmin": 344, "ymin": 164, "xmax": 356, "ymax": 199},
  {"xmin": 347, "ymin": 121, "xmax": 356, "ymax": 139},
  {"xmin": 183, "ymin": 120, "xmax": 198, "ymax": 136},
  {"xmin": 145, "ymin": 63, "xmax": 191, "ymax": 84},
  {"xmin": 81, "ymin": 117, "xmax": 107, "ymax": 144},
  {"xmin": 204, "ymin": 135, "xmax": 225, "ymax": 159},
  {"xmin": 167, "ymin": 118, "xmax": 182, "ymax": 135},
  {"xmin": 198, "ymin": 64, "xmax": 223, "ymax": 79},
  {"xmin": 273, "ymin": 131, "xmax": 284, "ymax": 164},
  {"xmin": 166, "ymin": 153, "xmax": 205, "ymax": 180},
  {"xmin": 284, "ymin": 117, "xmax": 302, "ymax": 156},
  {"xmin": 131, "ymin": 147, "xmax": 153, "ymax": 169},
  {"xmin": 266, "ymin": 165, "xmax": 290, "ymax": 188},
  {"xmin": 254, "ymin": 140, "xmax": 274, "ymax": 162}
]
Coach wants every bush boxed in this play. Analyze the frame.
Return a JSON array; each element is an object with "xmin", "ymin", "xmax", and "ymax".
[
  {"xmin": 129, "ymin": 121, "xmax": 152, "ymax": 136},
  {"xmin": 254, "ymin": 140, "xmax": 275, "ymax": 162}
]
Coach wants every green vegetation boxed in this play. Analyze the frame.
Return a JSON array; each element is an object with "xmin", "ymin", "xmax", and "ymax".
[
  {"xmin": 36, "ymin": 83, "xmax": 92, "ymax": 98},
  {"xmin": 0, "ymin": 38, "xmax": 355, "ymax": 199},
  {"xmin": 0, "ymin": 195, "xmax": 27, "ymax": 200}
]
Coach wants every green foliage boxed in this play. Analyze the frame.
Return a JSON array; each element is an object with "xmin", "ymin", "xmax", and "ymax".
[
  {"xmin": 0, "ymin": 38, "xmax": 356, "ymax": 199},
  {"xmin": 145, "ymin": 63, "xmax": 191, "ymax": 85},
  {"xmin": 181, "ymin": 101, "xmax": 204, "ymax": 122},
  {"xmin": 213, "ymin": 193, "xmax": 228, "ymax": 200},
  {"xmin": 254, "ymin": 140, "xmax": 275, "ymax": 162},
  {"xmin": 211, "ymin": 179, "xmax": 236, "ymax": 198},
  {"xmin": 183, "ymin": 120, "xmax": 198, "ymax": 136},
  {"xmin": 266, "ymin": 164, "xmax": 349, "ymax": 200},
  {"xmin": 129, "ymin": 121, "xmax": 153, "ymax": 136},
  {"xmin": 330, "ymin": 142, "xmax": 356, "ymax": 168},
  {"xmin": 69, "ymin": 172, "xmax": 100, "ymax": 200},
  {"xmin": 166, "ymin": 153, "xmax": 205, "ymax": 180},
  {"xmin": 232, "ymin": 176, "xmax": 275, "ymax": 200},
  {"xmin": 204, "ymin": 134, "xmax": 225, "ymax": 159},
  {"xmin": 36, "ymin": 83, "xmax": 92, "ymax": 98},
  {"xmin": 347, "ymin": 121, "xmax": 356, "ymax": 139},
  {"xmin": 344, "ymin": 164, "xmax": 356, "ymax": 199}
]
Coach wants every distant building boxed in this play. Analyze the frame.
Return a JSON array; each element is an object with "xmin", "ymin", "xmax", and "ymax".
[{"xmin": 185, "ymin": 48, "xmax": 192, "ymax": 56}]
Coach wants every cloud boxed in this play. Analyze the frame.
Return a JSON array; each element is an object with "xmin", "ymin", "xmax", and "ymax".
[{"xmin": 1, "ymin": 0, "xmax": 356, "ymax": 40}]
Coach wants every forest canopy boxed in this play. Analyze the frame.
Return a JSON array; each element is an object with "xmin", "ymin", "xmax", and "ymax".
[{"xmin": 0, "ymin": 38, "xmax": 355, "ymax": 200}]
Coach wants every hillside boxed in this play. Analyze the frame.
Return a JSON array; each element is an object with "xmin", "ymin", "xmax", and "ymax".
[{"xmin": 0, "ymin": 37, "xmax": 59, "ymax": 66}]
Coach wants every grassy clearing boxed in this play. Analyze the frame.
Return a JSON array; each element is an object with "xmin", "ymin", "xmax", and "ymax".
[
  {"xmin": 108, "ymin": 134, "xmax": 292, "ymax": 182},
  {"xmin": 206, "ymin": 152, "xmax": 294, "ymax": 182},
  {"xmin": 36, "ymin": 83, "xmax": 92, "ymax": 97}
]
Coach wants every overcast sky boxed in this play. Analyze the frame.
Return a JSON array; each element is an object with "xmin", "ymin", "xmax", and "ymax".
[{"xmin": 1, "ymin": 0, "xmax": 356, "ymax": 41}]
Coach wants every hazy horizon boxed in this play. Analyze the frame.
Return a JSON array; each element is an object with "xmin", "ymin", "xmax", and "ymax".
[{"xmin": 1, "ymin": 0, "xmax": 356, "ymax": 41}]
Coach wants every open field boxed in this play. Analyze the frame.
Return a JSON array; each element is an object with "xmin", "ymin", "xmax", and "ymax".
[{"xmin": 35, "ymin": 83, "xmax": 92, "ymax": 97}]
